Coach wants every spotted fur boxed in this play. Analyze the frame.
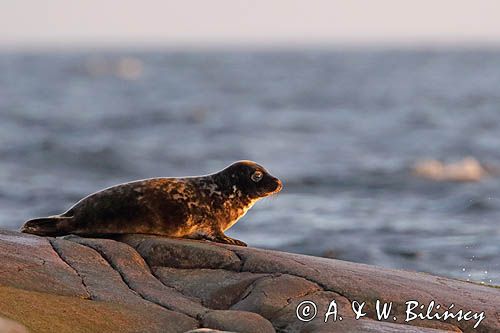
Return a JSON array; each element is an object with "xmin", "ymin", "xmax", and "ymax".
[{"xmin": 21, "ymin": 161, "xmax": 282, "ymax": 246}]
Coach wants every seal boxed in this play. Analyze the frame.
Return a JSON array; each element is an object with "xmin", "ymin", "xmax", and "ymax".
[{"xmin": 21, "ymin": 160, "xmax": 282, "ymax": 246}]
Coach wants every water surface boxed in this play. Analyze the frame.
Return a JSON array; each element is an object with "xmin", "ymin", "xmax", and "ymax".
[{"xmin": 1, "ymin": 49, "xmax": 499, "ymax": 284}]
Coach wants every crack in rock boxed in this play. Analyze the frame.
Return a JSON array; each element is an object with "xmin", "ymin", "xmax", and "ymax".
[
  {"xmin": 233, "ymin": 274, "xmax": 275, "ymax": 305},
  {"xmin": 75, "ymin": 238, "xmax": 212, "ymax": 323},
  {"xmin": 44, "ymin": 235, "xmax": 480, "ymax": 333},
  {"xmin": 227, "ymin": 248, "xmax": 353, "ymax": 303},
  {"xmin": 74, "ymin": 240, "xmax": 200, "ymax": 320},
  {"xmin": 225, "ymin": 247, "xmax": 464, "ymax": 333},
  {"xmin": 48, "ymin": 238, "xmax": 92, "ymax": 300}
]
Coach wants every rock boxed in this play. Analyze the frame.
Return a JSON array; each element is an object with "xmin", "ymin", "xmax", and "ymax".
[
  {"xmin": 125, "ymin": 234, "xmax": 500, "ymax": 333},
  {"xmin": 0, "ymin": 230, "xmax": 88, "ymax": 297},
  {"xmin": 49, "ymin": 238, "xmax": 141, "ymax": 304},
  {"xmin": 201, "ymin": 310, "xmax": 275, "ymax": 333},
  {"xmin": 300, "ymin": 317, "xmax": 453, "ymax": 333},
  {"xmin": 270, "ymin": 291, "xmax": 354, "ymax": 331},
  {"xmin": 153, "ymin": 267, "xmax": 265, "ymax": 309},
  {"xmin": 0, "ymin": 229, "xmax": 499, "ymax": 333},
  {"xmin": 118, "ymin": 234, "xmax": 241, "ymax": 270},
  {"xmin": 185, "ymin": 329, "xmax": 236, "ymax": 333},
  {"xmin": 0, "ymin": 231, "xmax": 198, "ymax": 333},
  {"xmin": 68, "ymin": 237, "xmax": 206, "ymax": 317},
  {"xmin": 0, "ymin": 316, "xmax": 29, "ymax": 333},
  {"xmin": 230, "ymin": 274, "xmax": 322, "ymax": 318},
  {"xmin": 0, "ymin": 285, "xmax": 196, "ymax": 333}
]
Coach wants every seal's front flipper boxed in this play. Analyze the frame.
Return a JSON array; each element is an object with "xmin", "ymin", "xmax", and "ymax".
[
  {"xmin": 21, "ymin": 216, "xmax": 73, "ymax": 236},
  {"xmin": 184, "ymin": 231, "xmax": 247, "ymax": 246},
  {"xmin": 213, "ymin": 233, "xmax": 247, "ymax": 247}
]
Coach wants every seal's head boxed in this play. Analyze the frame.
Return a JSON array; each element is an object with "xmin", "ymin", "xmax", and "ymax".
[{"xmin": 218, "ymin": 160, "xmax": 283, "ymax": 199}]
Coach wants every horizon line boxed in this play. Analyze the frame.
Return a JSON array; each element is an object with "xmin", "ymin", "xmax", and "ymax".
[{"xmin": 2, "ymin": 40, "xmax": 500, "ymax": 53}]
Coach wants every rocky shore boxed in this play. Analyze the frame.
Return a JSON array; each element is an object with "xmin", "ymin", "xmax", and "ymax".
[{"xmin": 0, "ymin": 229, "xmax": 498, "ymax": 333}]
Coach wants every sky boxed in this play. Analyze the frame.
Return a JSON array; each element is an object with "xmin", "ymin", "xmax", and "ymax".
[{"xmin": 1, "ymin": 0, "xmax": 500, "ymax": 49}]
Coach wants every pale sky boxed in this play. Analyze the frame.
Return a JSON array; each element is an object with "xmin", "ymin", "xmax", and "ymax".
[{"xmin": 1, "ymin": 0, "xmax": 500, "ymax": 49}]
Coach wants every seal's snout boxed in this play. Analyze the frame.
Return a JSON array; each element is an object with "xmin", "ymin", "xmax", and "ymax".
[
  {"xmin": 271, "ymin": 177, "xmax": 283, "ymax": 193},
  {"xmin": 275, "ymin": 178, "xmax": 283, "ymax": 192}
]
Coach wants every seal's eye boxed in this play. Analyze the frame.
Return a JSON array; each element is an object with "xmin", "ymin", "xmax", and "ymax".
[{"xmin": 251, "ymin": 170, "xmax": 263, "ymax": 183}]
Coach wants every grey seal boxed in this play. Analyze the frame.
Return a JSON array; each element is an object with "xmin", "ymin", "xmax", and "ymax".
[{"xmin": 21, "ymin": 160, "xmax": 282, "ymax": 246}]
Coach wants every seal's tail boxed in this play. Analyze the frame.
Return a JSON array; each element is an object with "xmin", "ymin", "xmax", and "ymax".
[{"xmin": 21, "ymin": 216, "xmax": 73, "ymax": 236}]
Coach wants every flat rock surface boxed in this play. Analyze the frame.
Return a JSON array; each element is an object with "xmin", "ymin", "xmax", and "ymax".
[{"xmin": 0, "ymin": 230, "xmax": 499, "ymax": 332}]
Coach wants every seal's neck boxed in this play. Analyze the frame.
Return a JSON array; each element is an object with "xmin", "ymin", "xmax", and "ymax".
[
  {"xmin": 221, "ymin": 195, "xmax": 259, "ymax": 232},
  {"xmin": 205, "ymin": 173, "xmax": 260, "ymax": 230}
]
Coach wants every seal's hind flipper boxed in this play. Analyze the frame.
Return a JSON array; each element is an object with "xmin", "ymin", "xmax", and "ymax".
[{"xmin": 21, "ymin": 216, "xmax": 73, "ymax": 236}]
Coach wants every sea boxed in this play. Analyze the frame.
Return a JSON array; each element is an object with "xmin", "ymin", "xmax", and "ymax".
[{"xmin": 1, "ymin": 48, "xmax": 499, "ymax": 284}]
